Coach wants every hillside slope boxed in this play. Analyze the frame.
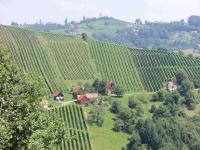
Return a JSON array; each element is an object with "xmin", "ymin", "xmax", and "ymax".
[
  {"xmin": 1, "ymin": 25, "xmax": 200, "ymax": 94},
  {"xmin": 21, "ymin": 17, "xmax": 200, "ymax": 50}
]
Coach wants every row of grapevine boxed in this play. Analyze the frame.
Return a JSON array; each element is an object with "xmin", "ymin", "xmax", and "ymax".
[
  {"xmin": 48, "ymin": 41, "xmax": 95, "ymax": 80},
  {"xmin": 130, "ymin": 48, "xmax": 200, "ymax": 91},
  {"xmin": 130, "ymin": 48, "xmax": 200, "ymax": 67},
  {"xmin": 0, "ymin": 26, "xmax": 68, "ymax": 93},
  {"xmin": 51, "ymin": 104, "xmax": 92, "ymax": 150},
  {"xmin": 2, "ymin": 25, "xmax": 200, "ymax": 93},
  {"xmin": 89, "ymin": 41, "xmax": 143, "ymax": 91}
]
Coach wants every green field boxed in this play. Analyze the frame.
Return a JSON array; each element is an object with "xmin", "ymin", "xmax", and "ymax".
[{"xmin": 1, "ymin": 25, "xmax": 200, "ymax": 94}]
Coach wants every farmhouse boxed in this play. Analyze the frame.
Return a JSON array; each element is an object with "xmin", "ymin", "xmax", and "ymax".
[
  {"xmin": 166, "ymin": 81, "xmax": 177, "ymax": 91},
  {"xmin": 53, "ymin": 91, "xmax": 64, "ymax": 100},
  {"xmin": 77, "ymin": 93, "xmax": 100, "ymax": 104},
  {"xmin": 106, "ymin": 81, "xmax": 115, "ymax": 93}
]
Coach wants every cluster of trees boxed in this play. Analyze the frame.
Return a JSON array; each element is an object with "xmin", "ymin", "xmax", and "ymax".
[
  {"xmin": 93, "ymin": 79, "xmax": 124, "ymax": 97},
  {"xmin": 188, "ymin": 15, "xmax": 200, "ymax": 26},
  {"xmin": 87, "ymin": 103, "xmax": 106, "ymax": 127},
  {"xmin": 22, "ymin": 22, "xmax": 65, "ymax": 32},
  {"xmin": 0, "ymin": 45, "xmax": 68, "ymax": 150},
  {"xmin": 111, "ymin": 96, "xmax": 144, "ymax": 133},
  {"xmin": 93, "ymin": 16, "xmax": 200, "ymax": 50},
  {"xmin": 153, "ymin": 69, "xmax": 199, "ymax": 110},
  {"xmin": 128, "ymin": 116, "xmax": 200, "ymax": 150},
  {"xmin": 124, "ymin": 70, "xmax": 200, "ymax": 150},
  {"xmin": 72, "ymin": 79, "xmax": 124, "ymax": 99}
]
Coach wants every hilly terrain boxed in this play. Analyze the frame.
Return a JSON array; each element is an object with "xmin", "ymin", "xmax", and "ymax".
[
  {"xmin": 1, "ymin": 25, "xmax": 200, "ymax": 94},
  {"xmin": 21, "ymin": 16, "xmax": 200, "ymax": 51}
]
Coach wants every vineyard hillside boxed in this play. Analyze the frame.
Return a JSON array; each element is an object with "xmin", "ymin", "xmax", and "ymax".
[
  {"xmin": 1, "ymin": 25, "xmax": 200, "ymax": 93},
  {"xmin": 51, "ymin": 104, "xmax": 92, "ymax": 150}
]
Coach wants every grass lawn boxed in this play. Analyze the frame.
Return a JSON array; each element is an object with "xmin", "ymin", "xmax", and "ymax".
[
  {"xmin": 88, "ymin": 110, "xmax": 130, "ymax": 150},
  {"xmin": 82, "ymin": 92, "xmax": 156, "ymax": 150},
  {"xmin": 48, "ymin": 93, "xmax": 75, "ymax": 108}
]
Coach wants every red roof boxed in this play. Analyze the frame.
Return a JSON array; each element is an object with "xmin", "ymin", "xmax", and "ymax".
[
  {"xmin": 77, "ymin": 93, "xmax": 100, "ymax": 104},
  {"xmin": 106, "ymin": 81, "xmax": 115, "ymax": 91},
  {"xmin": 77, "ymin": 95, "xmax": 89, "ymax": 104},
  {"xmin": 52, "ymin": 91, "xmax": 63, "ymax": 97}
]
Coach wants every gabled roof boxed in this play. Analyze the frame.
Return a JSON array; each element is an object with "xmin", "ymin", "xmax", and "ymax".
[
  {"xmin": 85, "ymin": 93, "xmax": 99, "ymax": 99},
  {"xmin": 52, "ymin": 91, "xmax": 63, "ymax": 97},
  {"xmin": 167, "ymin": 81, "xmax": 177, "ymax": 88},
  {"xmin": 106, "ymin": 81, "xmax": 115, "ymax": 91},
  {"xmin": 77, "ymin": 95, "xmax": 87, "ymax": 100},
  {"xmin": 77, "ymin": 93, "xmax": 99, "ymax": 101}
]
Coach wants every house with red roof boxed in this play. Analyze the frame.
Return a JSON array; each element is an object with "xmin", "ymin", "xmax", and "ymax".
[
  {"xmin": 52, "ymin": 91, "xmax": 64, "ymax": 100},
  {"xmin": 77, "ymin": 93, "xmax": 100, "ymax": 104},
  {"xmin": 106, "ymin": 81, "xmax": 115, "ymax": 94}
]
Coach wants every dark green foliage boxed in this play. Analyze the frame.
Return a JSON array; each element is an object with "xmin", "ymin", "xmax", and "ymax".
[
  {"xmin": 0, "ymin": 45, "xmax": 67, "ymax": 150},
  {"xmin": 81, "ymin": 32, "xmax": 88, "ymax": 41},
  {"xmin": 178, "ymin": 79, "xmax": 194, "ymax": 96},
  {"xmin": 152, "ymin": 89, "xmax": 169, "ymax": 102},
  {"xmin": 158, "ymin": 143, "xmax": 177, "ymax": 150},
  {"xmin": 114, "ymin": 86, "xmax": 124, "ymax": 97},
  {"xmin": 150, "ymin": 104, "xmax": 157, "ymax": 113},
  {"xmin": 128, "ymin": 97, "xmax": 138, "ymax": 109},
  {"xmin": 193, "ymin": 79, "xmax": 200, "ymax": 88},
  {"xmin": 87, "ymin": 104, "xmax": 105, "ymax": 127},
  {"xmin": 113, "ymin": 119, "xmax": 124, "ymax": 132},
  {"xmin": 188, "ymin": 15, "xmax": 200, "ymax": 26},
  {"xmin": 175, "ymin": 69, "xmax": 188, "ymax": 85},
  {"xmin": 127, "ymin": 131, "xmax": 142, "ymax": 150},
  {"xmin": 184, "ymin": 90, "xmax": 197, "ymax": 110},
  {"xmin": 113, "ymin": 102, "xmax": 144, "ymax": 134},
  {"xmin": 92, "ymin": 79, "xmax": 106, "ymax": 95},
  {"xmin": 128, "ymin": 97, "xmax": 143, "ymax": 116},
  {"xmin": 164, "ymin": 90, "xmax": 181, "ymax": 105},
  {"xmin": 110, "ymin": 100, "xmax": 122, "ymax": 114},
  {"xmin": 135, "ymin": 118, "xmax": 185, "ymax": 150}
]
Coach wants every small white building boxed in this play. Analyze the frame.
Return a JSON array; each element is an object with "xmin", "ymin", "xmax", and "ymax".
[
  {"xmin": 167, "ymin": 81, "xmax": 177, "ymax": 91},
  {"xmin": 52, "ymin": 91, "xmax": 64, "ymax": 100}
]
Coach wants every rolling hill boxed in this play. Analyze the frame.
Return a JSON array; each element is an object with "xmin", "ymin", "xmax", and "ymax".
[
  {"xmin": 21, "ymin": 16, "xmax": 200, "ymax": 50},
  {"xmin": 1, "ymin": 25, "xmax": 200, "ymax": 94}
]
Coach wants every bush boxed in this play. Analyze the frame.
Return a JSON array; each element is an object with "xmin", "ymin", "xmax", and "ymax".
[
  {"xmin": 114, "ymin": 86, "xmax": 124, "ymax": 97},
  {"xmin": 81, "ymin": 33, "xmax": 88, "ymax": 41},
  {"xmin": 136, "ymin": 91, "xmax": 150, "ymax": 104},
  {"xmin": 150, "ymin": 104, "xmax": 157, "ymax": 113},
  {"xmin": 113, "ymin": 119, "xmax": 124, "ymax": 132},
  {"xmin": 110, "ymin": 101, "xmax": 122, "ymax": 114}
]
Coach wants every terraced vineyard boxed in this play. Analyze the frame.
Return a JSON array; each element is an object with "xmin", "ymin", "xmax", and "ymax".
[
  {"xmin": 1, "ymin": 25, "xmax": 200, "ymax": 93},
  {"xmin": 51, "ymin": 104, "xmax": 92, "ymax": 150},
  {"xmin": 129, "ymin": 49, "xmax": 200, "ymax": 91},
  {"xmin": 89, "ymin": 41, "xmax": 143, "ymax": 91}
]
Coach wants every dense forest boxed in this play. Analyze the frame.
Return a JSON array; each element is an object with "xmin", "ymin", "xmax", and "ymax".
[{"xmin": 110, "ymin": 70, "xmax": 200, "ymax": 150}]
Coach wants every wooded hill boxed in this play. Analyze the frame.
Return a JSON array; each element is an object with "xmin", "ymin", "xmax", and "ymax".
[
  {"xmin": 21, "ymin": 16, "xmax": 200, "ymax": 50},
  {"xmin": 1, "ymin": 25, "xmax": 200, "ymax": 93}
]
